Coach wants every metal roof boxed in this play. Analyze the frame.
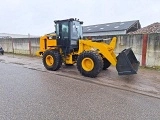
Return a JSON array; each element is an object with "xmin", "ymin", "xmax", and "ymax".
[{"xmin": 83, "ymin": 20, "xmax": 140, "ymax": 33}]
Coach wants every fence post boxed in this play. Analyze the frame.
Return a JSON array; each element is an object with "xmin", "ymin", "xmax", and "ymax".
[
  {"xmin": 29, "ymin": 40, "xmax": 31, "ymax": 55},
  {"xmin": 28, "ymin": 34, "xmax": 31, "ymax": 55},
  {"xmin": 142, "ymin": 34, "xmax": 148, "ymax": 66},
  {"xmin": 12, "ymin": 37, "xmax": 14, "ymax": 54}
]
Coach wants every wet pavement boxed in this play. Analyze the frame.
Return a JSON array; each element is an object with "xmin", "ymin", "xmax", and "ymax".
[
  {"xmin": 0, "ymin": 61, "xmax": 160, "ymax": 120},
  {"xmin": 0, "ymin": 53, "xmax": 160, "ymax": 99}
]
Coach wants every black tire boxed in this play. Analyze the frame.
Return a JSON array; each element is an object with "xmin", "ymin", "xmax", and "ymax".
[
  {"xmin": 103, "ymin": 58, "xmax": 111, "ymax": 70},
  {"xmin": 77, "ymin": 51, "xmax": 103, "ymax": 78},
  {"xmin": 42, "ymin": 50, "xmax": 62, "ymax": 71}
]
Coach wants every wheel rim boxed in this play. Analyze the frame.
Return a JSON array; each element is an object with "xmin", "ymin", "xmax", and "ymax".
[
  {"xmin": 82, "ymin": 58, "xmax": 94, "ymax": 71},
  {"xmin": 46, "ymin": 55, "xmax": 54, "ymax": 66}
]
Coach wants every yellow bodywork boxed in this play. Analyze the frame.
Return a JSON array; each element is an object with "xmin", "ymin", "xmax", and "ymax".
[
  {"xmin": 37, "ymin": 34, "xmax": 117, "ymax": 66},
  {"xmin": 77, "ymin": 37, "xmax": 117, "ymax": 66},
  {"xmin": 36, "ymin": 34, "xmax": 57, "ymax": 56}
]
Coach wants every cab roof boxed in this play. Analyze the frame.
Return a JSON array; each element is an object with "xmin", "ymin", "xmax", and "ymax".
[{"xmin": 54, "ymin": 18, "xmax": 83, "ymax": 24}]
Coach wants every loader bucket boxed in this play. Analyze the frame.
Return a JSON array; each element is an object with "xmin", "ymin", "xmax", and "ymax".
[{"xmin": 116, "ymin": 48, "xmax": 140, "ymax": 75}]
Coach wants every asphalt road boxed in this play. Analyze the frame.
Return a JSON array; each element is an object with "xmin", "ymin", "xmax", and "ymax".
[
  {"xmin": 0, "ymin": 62, "xmax": 160, "ymax": 120},
  {"xmin": 1, "ymin": 54, "xmax": 160, "ymax": 98}
]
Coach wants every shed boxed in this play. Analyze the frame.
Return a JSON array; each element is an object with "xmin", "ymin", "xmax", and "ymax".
[{"xmin": 83, "ymin": 20, "xmax": 141, "ymax": 38}]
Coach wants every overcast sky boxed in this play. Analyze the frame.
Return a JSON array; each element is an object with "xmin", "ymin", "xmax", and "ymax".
[{"xmin": 0, "ymin": 0, "xmax": 160, "ymax": 35}]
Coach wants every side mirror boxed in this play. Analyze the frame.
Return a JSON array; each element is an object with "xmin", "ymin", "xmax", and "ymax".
[{"xmin": 56, "ymin": 36, "xmax": 60, "ymax": 39}]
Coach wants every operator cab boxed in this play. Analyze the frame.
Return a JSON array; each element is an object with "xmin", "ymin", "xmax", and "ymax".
[{"xmin": 54, "ymin": 18, "xmax": 83, "ymax": 55}]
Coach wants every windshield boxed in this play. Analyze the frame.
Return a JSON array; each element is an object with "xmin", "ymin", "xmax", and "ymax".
[{"xmin": 71, "ymin": 21, "xmax": 83, "ymax": 39}]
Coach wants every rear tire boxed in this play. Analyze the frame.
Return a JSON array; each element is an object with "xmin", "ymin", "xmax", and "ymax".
[
  {"xmin": 103, "ymin": 58, "xmax": 111, "ymax": 70},
  {"xmin": 77, "ymin": 51, "xmax": 103, "ymax": 78},
  {"xmin": 42, "ymin": 50, "xmax": 62, "ymax": 71}
]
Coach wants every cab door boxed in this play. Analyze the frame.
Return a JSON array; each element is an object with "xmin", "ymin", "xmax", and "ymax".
[{"xmin": 56, "ymin": 22, "xmax": 69, "ymax": 46}]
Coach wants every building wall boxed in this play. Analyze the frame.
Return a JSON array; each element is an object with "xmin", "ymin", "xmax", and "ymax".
[
  {"xmin": 146, "ymin": 34, "xmax": 160, "ymax": 67},
  {"xmin": 0, "ymin": 34, "xmax": 160, "ymax": 67},
  {"xmin": 114, "ymin": 34, "xmax": 160, "ymax": 67},
  {"xmin": 13, "ymin": 38, "xmax": 30, "ymax": 54},
  {"xmin": 115, "ymin": 35, "xmax": 143, "ymax": 65},
  {"xmin": 0, "ymin": 38, "xmax": 13, "ymax": 52},
  {"xmin": 0, "ymin": 38, "xmax": 40, "ymax": 55},
  {"xmin": 30, "ymin": 38, "xmax": 40, "ymax": 55}
]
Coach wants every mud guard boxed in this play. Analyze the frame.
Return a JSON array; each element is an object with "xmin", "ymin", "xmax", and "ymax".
[{"xmin": 116, "ymin": 48, "xmax": 140, "ymax": 75}]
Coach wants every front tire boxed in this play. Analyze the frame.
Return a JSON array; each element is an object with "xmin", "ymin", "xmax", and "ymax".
[
  {"xmin": 42, "ymin": 50, "xmax": 62, "ymax": 71},
  {"xmin": 77, "ymin": 51, "xmax": 103, "ymax": 78}
]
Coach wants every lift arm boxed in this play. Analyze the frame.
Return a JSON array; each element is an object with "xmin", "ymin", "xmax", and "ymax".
[
  {"xmin": 78, "ymin": 37, "xmax": 117, "ymax": 66},
  {"xmin": 78, "ymin": 37, "xmax": 140, "ymax": 75}
]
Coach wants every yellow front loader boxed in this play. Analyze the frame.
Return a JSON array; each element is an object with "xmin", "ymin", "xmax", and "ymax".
[{"xmin": 37, "ymin": 18, "xmax": 140, "ymax": 78}]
